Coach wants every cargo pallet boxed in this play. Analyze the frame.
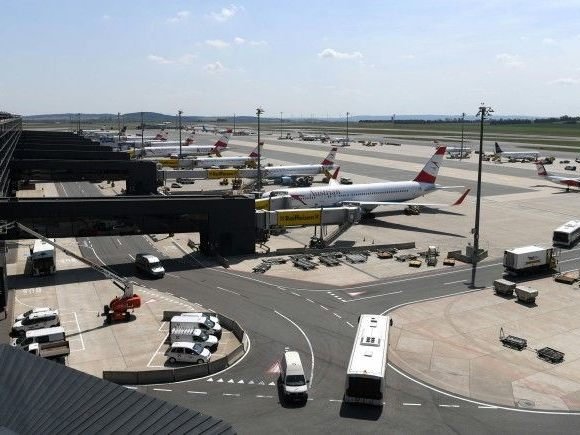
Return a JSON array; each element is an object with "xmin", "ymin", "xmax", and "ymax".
[{"xmin": 537, "ymin": 347, "xmax": 565, "ymax": 364}]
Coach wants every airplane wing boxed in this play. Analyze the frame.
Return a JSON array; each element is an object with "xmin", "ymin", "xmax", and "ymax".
[{"xmin": 341, "ymin": 189, "xmax": 470, "ymax": 208}]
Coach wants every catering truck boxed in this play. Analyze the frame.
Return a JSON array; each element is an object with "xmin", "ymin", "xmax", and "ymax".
[
  {"xmin": 503, "ymin": 245, "xmax": 557, "ymax": 276},
  {"xmin": 24, "ymin": 340, "xmax": 70, "ymax": 360}
]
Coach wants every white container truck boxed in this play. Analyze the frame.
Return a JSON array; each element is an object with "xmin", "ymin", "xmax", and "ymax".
[
  {"xmin": 503, "ymin": 245, "xmax": 557, "ymax": 276},
  {"xmin": 170, "ymin": 315, "xmax": 222, "ymax": 338},
  {"xmin": 11, "ymin": 326, "xmax": 66, "ymax": 347},
  {"xmin": 24, "ymin": 340, "xmax": 70, "ymax": 360}
]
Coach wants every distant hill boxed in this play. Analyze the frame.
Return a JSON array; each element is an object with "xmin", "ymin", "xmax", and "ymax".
[{"xmin": 23, "ymin": 112, "xmax": 543, "ymax": 123}]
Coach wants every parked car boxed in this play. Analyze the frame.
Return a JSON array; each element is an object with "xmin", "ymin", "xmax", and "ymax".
[
  {"xmin": 279, "ymin": 350, "xmax": 308, "ymax": 402},
  {"xmin": 135, "ymin": 253, "xmax": 165, "ymax": 278},
  {"xmin": 340, "ymin": 177, "xmax": 353, "ymax": 185},
  {"xmin": 170, "ymin": 328, "xmax": 219, "ymax": 350},
  {"xmin": 560, "ymin": 160, "xmax": 570, "ymax": 164},
  {"xmin": 170, "ymin": 182, "xmax": 182, "ymax": 188},
  {"xmin": 575, "ymin": 157, "xmax": 580, "ymax": 163},
  {"xmin": 565, "ymin": 165, "xmax": 577, "ymax": 171},
  {"xmin": 165, "ymin": 342, "xmax": 211, "ymax": 364},
  {"xmin": 174, "ymin": 313, "xmax": 222, "ymax": 338},
  {"xmin": 176, "ymin": 178, "xmax": 195, "ymax": 184},
  {"xmin": 15, "ymin": 307, "xmax": 53, "ymax": 322},
  {"xmin": 12, "ymin": 310, "xmax": 60, "ymax": 336}
]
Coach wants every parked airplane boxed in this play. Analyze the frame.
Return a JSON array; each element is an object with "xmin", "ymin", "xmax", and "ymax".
[
  {"xmin": 263, "ymin": 146, "xmax": 470, "ymax": 212},
  {"xmin": 120, "ymin": 130, "xmax": 168, "ymax": 142},
  {"xmin": 261, "ymin": 147, "xmax": 338, "ymax": 180},
  {"xmin": 447, "ymin": 147, "xmax": 472, "ymax": 158},
  {"xmin": 134, "ymin": 131, "xmax": 230, "ymax": 158},
  {"xmin": 186, "ymin": 144, "xmax": 260, "ymax": 169},
  {"xmin": 329, "ymin": 135, "xmax": 350, "ymax": 146},
  {"xmin": 494, "ymin": 142, "xmax": 539, "ymax": 162},
  {"xmin": 298, "ymin": 132, "xmax": 324, "ymax": 142},
  {"xmin": 535, "ymin": 162, "xmax": 580, "ymax": 191}
]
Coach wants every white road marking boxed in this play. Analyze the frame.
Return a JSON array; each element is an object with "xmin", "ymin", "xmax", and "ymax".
[
  {"xmin": 344, "ymin": 290, "xmax": 402, "ymax": 302},
  {"xmin": 333, "ymin": 313, "xmax": 342, "ymax": 319},
  {"xmin": 256, "ymin": 395, "xmax": 273, "ymax": 399},
  {"xmin": 127, "ymin": 254, "xmax": 135, "ymax": 261},
  {"xmin": 223, "ymin": 393, "xmax": 240, "ymax": 397},
  {"xmin": 268, "ymin": 382, "xmax": 275, "ymax": 386},
  {"xmin": 216, "ymin": 286, "xmax": 241, "ymax": 296},
  {"xmin": 329, "ymin": 399, "xmax": 342, "ymax": 402},
  {"xmin": 320, "ymin": 305, "xmax": 329, "ymax": 311},
  {"xmin": 207, "ymin": 378, "xmax": 214, "ymax": 382},
  {"xmin": 187, "ymin": 391, "xmax": 208, "ymax": 395},
  {"xmin": 147, "ymin": 333, "xmax": 169, "ymax": 368},
  {"xmin": 238, "ymin": 380, "xmax": 244, "ymax": 384},
  {"xmin": 403, "ymin": 403, "xmax": 422, "ymax": 406},
  {"xmin": 306, "ymin": 298, "xmax": 314, "ymax": 303},
  {"xmin": 439, "ymin": 404, "xmax": 460, "ymax": 408},
  {"xmin": 227, "ymin": 379, "xmax": 234, "ymax": 383},
  {"xmin": 346, "ymin": 321, "xmax": 355, "ymax": 328},
  {"xmin": 217, "ymin": 379, "xmax": 224, "ymax": 383},
  {"xmin": 444, "ymin": 279, "xmax": 468, "ymax": 285},
  {"xmin": 116, "ymin": 238, "xmax": 122, "ymax": 245},
  {"xmin": 73, "ymin": 312, "xmax": 85, "ymax": 351},
  {"xmin": 275, "ymin": 310, "xmax": 315, "ymax": 387},
  {"xmin": 153, "ymin": 388, "xmax": 172, "ymax": 392},
  {"xmin": 124, "ymin": 386, "xmax": 138, "ymax": 390},
  {"xmin": 478, "ymin": 405, "xmax": 498, "ymax": 409},
  {"xmin": 291, "ymin": 291, "xmax": 300, "ymax": 297},
  {"xmin": 158, "ymin": 321, "xmax": 167, "ymax": 332}
]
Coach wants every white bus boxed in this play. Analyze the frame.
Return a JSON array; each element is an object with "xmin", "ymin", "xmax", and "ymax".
[
  {"xmin": 553, "ymin": 220, "xmax": 580, "ymax": 249},
  {"xmin": 344, "ymin": 314, "xmax": 391, "ymax": 406},
  {"xmin": 30, "ymin": 239, "xmax": 56, "ymax": 276}
]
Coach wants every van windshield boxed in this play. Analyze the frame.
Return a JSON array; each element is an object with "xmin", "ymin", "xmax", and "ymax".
[
  {"xmin": 149, "ymin": 261, "xmax": 161, "ymax": 268},
  {"xmin": 193, "ymin": 343, "xmax": 204, "ymax": 354},
  {"xmin": 204, "ymin": 319, "xmax": 215, "ymax": 328},
  {"xmin": 286, "ymin": 375, "xmax": 306, "ymax": 386}
]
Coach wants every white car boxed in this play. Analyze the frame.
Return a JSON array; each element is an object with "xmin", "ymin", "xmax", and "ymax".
[
  {"xmin": 15, "ymin": 307, "xmax": 53, "ymax": 322},
  {"xmin": 190, "ymin": 329, "xmax": 219, "ymax": 350},
  {"xmin": 165, "ymin": 342, "xmax": 211, "ymax": 364},
  {"xmin": 12, "ymin": 310, "xmax": 60, "ymax": 335},
  {"xmin": 180, "ymin": 313, "xmax": 222, "ymax": 337}
]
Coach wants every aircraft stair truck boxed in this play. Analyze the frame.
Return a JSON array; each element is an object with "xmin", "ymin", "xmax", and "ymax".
[
  {"xmin": 503, "ymin": 245, "xmax": 558, "ymax": 277},
  {"xmin": 1, "ymin": 221, "xmax": 141, "ymax": 324},
  {"xmin": 25, "ymin": 340, "xmax": 70, "ymax": 360}
]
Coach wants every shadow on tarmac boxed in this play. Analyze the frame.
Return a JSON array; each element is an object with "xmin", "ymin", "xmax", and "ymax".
[{"xmin": 339, "ymin": 401, "xmax": 382, "ymax": 421}]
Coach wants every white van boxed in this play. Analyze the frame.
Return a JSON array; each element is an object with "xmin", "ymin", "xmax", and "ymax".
[
  {"xmin": 11, "ymin": 326, "xmax": 66, "ymax": 347},
  {"xmin": 15, "ymin": 307, "xmax": 53, "ymax": 322},
  {"xmin": 172, "ymin": 314, "xmax": 222, "ymax": 338},
  {"xmin": 12, "ymin": 310, "xmax": 60, "ymax": 335},
  {"xmin": 165, "ymin": 342, "xmax": 211, "ymax": 364},
  {"xmin": 279, "ymin": 351, "xmax": 309, "ymax": 402}
]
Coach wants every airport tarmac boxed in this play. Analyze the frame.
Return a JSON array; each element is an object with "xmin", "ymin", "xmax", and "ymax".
[{"xmin": 6, "ymin": 132, "xmax": 580, "ymax": 416}]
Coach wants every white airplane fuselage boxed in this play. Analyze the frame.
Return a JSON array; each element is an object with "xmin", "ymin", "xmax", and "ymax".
[
  {"xmin": 262, "ymin": 164, "xmax": 334, "ymax": 179},
  {"xmin": 140, "ymin": 145, "xmax": 218, "ymax": 157},
  {"xmin": 268, "ymin": 181, "xmax": 435, "ymax": 209}
]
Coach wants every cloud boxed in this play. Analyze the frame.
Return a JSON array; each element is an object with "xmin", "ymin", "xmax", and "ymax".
[
  {"xmin": 549, "ymin": 78, "xmax": 579, "ymax": 86},
  {"xmin": 147, "ymin": 53, "xmax": 197, "ymax": 65},
  {"xmin": 148, "ymin": 54, "xmax": 174, "ymax": 65},
  {"xmin": 542, "ymin": 37, "xmax": 556, "ymax": 45},
  {"xmin": 205, "ymin": 39, "xmax": 230, "ymax": 49},
  {"xmin": 211, "ymin": 5, "xmax": 242, "ymax": 22},
  {"xmin": 102, "ymin": 14, "xmax": 111, "ymax": 21},
  {"xmin": 204, "ymin": 61, "xmax": 225, "ymax": 73},
  {"xmin": 234, "ymin": 37, "xmax": 245, "ymax": 45},
  {"xmin": 249, "ymin": 40, "xmax": 267, "ymax": 46},
  {"xmin": 317, "ymin": 48, "xmax": 363, "ymax": 60},
  {"xmin": 495, "ymin": 53, "xmax": 524, "ymax": 68},
  {"xmin": 167, "ymin": 10, "xmax": 190, "ymax": 23},
  {"xmin": 401, "ymin": 54, "xmax": 416, "ymax": 60}
]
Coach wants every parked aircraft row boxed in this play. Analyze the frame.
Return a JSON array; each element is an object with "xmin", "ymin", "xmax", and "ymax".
[
  {"xmin": 264, "ymin": 146, "xmax": 469, "ymax": 212},
  {"xmin": 131, "ymin": 132, "xmax": 231, "ymax": 158}
]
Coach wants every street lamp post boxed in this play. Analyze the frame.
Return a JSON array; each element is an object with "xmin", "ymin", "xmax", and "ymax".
[
  {"xmin": 233, "ymin": 113, "xmax": 236, "ymax": 135},
  {"xmin": 346, "ymin": 111, "xmax": 350, "ymax": 144},
  {"xmin": 280, "ymin": 112, "xmax": 283, "ymax": 139},
  {"xmin": 117, "ymin": 112, "xmax": 121, "ymax": 143},
  {"xmin": 178, "ymin": 110, "xmax": 183, "ymax": 160},
  {"xmin": 256, "ymin": 107, "xmax": 264, "ymax": 192},
  {"xmin": 140, "ymin": 112, "xmax": 144, "ymax": 151},
  {"xmin": 471, "ymin": 104, "xmax": 493, "ymax": 288},
  {"xmin": 460, "ymin": 112, "xmax": 466, "ymax": 162}
]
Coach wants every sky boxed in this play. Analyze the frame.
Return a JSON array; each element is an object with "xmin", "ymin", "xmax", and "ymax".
[{"xmin": 1, "ymin": 0, "xmax": 580, "ymax": 117}]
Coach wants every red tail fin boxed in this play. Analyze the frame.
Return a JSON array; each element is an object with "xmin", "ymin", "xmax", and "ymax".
[
  {"xmin": 413, "ymin": 146, "xmax": 446, "ymax": 184},
  {"xmin": 453, "ymin": 189, "xmax": 470, "ymax": 206}
]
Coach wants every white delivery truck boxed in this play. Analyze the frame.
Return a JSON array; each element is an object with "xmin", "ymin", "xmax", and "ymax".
[
  {"xmin": 11, "ymin": 326, "xmax": 66, "ymax": 347},
  {"xmin": 170, "ymin": 315, "xmax": 222, "ymax": 338},
  {"xmin": 24, "ymin": 340, "xmax": 70, "ymax": 360},
  {"xmin": 503, "ymin": 245, "xmax": 557, "ymax": 276}
]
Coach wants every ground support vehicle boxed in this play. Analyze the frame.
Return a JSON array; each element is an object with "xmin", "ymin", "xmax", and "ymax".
[
  {"xmin": 503, "ymin": 246, "xmax": 557, "ymax": 276},
  {"xmin": 515, "ymin": 285, "xmax": 538, "ymax": 304},
  {"xmin": 493, "ymin": 279, "xmax": 516, "ymax": 296},
  {"xmin": 25, "ymin": 340, "xmax": 70, "ymax": 360}
]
